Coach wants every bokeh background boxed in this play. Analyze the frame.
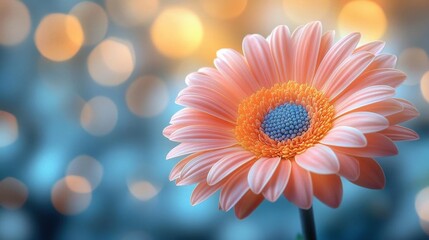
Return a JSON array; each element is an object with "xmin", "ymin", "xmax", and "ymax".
[{"xmin": 0, "ymin": 0, "xmax": 429, "ymax": 239}]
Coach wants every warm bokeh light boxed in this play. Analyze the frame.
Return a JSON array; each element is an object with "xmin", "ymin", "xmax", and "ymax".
[
  {"xmin": 421, "ymin": 71, "xmax": 429, "ymax": 102},
  {"xmin": 416, "ymin": 187, "xmax": 429, "ymax": 222},
  {"xmin": 51, "ymin": 176, "xmax": 92, "ymax": 215},
  {"xmin": 150, "ymin": 7, "xmax": 203, "ymax": 58},
  {"xmin": 0, "ymin": 0, "xmax": 31, "ymax": 46},
  {"xmin": 128, "ymin": 180, "xmax": 159, "ymax": 201},
  {"xmin": 80, "ymin": 96, "xmax": 118, "ymax": 136},
  {"xmin": 0, "ymin": 177, "xmax": 28, "ymax": 209},
  {"xmin": 0, "ymin": 111, "xmax": 18, "ymax": 147},
  {"xmin": 201, "ymin": 0, "xmax": 247, "ymax": 20},
  {"xmin": 35, "ymin": 14, "xmax": 84, "ymax": 61},
  {"xmin": 398, "ymin": 48, "xmax": 429, "ymax": 85},
  {"xmin": 70, "ymin": 2, "xmax": 108, "ymax": 46},
  {"xmin": 105, "ymin": 0, "xmax": 159, "ymax": 27},
  {"xmin": 197, "ymin": 23, "xmax": 241, "ymax": 63},
  {"xmin": 64, "ymin": 175, "xmax": 92, "ymax": 194},
  {"xmin": 338, "ymin": 0, "xmax": 387, "ymax": 42},
  {"xmin": 87, "ymin": 38, "xmax": 135, "ymax": 86},
  {"xmin": 126, "ymin": 76, "xmax": 168, "ymax": 118},
  {"xmin": 66, "ymin": 155, "xmax": 103, "ymax": 191},
  {"xmin": 282, "ymin": 0, "xmax": 331, "ymax": 24}
]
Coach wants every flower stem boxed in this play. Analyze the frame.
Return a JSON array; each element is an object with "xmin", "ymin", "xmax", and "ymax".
[{"xmin": 299, "ymin": 207, "xmax": 317, "ymax": 240}]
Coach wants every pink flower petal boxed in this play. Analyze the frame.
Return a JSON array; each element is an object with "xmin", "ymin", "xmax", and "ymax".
[
  {"xmin": 312, "ymin": 174, "xmax": 343, "ymax": 208},
  {"xmin": 247, "ymin": 157, "xmax": 281, "ymax": 194},
  {"xmin": 335, "ymin": 152, "xmax": 360, "ymax": 181},
  {"xmin": 295, "ymin": 144, "xmax": 340, "ymax": 174},
  {"xmin": 181, "ymin": 147, "xmax": 239, "ymax": 180},
  {"xmin": 219, "ymin": 166, "xmax": 251, "ymax": 211},
  {"xmin": 242, "ymin": 34, "xmax": 278, "ymax": 88},
  {"xmin": 386, "ymin": 98, "xmax": 419, "ymax": 124},
  {"xmin": 322, "ymin": 52, "xmax": 375, "ymax": 100},
  {"xmin": 234, "ymin": 191, "xmax": 264, "ymax": 219},
  {"xmin": 215, "ymin": 49, "xmax": 260, "ymax": 95},
  {"xmin": 185, "ymin": 71, "xmax": 241, "ymax": 103},
  {"xmin": 294, "ymin": 21, "xmax": 322, "ymax": 84},
  {"xmin": 312, "ymin": 32, "xmax": 360, "ymax": 89},
  {"xmin": 321, "ymin": 126, "xmax": 367, "ymax": 148},
  {"xmin": 334, "ymin": 112, "xmax": 389, "ymax": 133},
  {"xmin": 350, "ymin": 99, "xmax": 403, "ymax": 116},
  {"xmin": 263, "ymin": 160, "xmax": 292, "ymax": 202},
  {"xmin": 269, "ymin": 25, "xmax": 293, "ymax": 83},
  {"xmin": 332, "ymin": 133, "xmax": 398, "ymax": 157},
  {"xmin": 166, "ymin": 141, "xmax": 236, "ymax": 159},
  {"xmin": 170, "ymin": 108, "xmax": 233, "ymax": 127},
  {"xmin": 334, "ymin": 85, "xmax": 395, "ymax": 117},
  {"xmin": 169, "ymin": 125, "xmax": 234, "ymax": 143},
  {"xmin": 169, "ymin": 153, "xmax": 200, "ymax": 181},
  {"xmin": 366, "ymin": 54, "xmax": 397, "ymax": 71},
  {"xmin": 191, "ymin": 181, "xmax": 224, "ymax": 206},
  {"xmin": 316, "ymin": 30, "xmax": 335, "ymax": 68},
  {"xmin": 380, "ymin": 125, "xmax": 419, "ymax": 141},
  {"xmin": 176, "ymin": 89, "xmax": 237, "ymax": 123},
  {"xmin": 207, "ymin": 150, "xmax": 255, "ymax": 185},
  {"xmin": 352, "ymin": 157, "xmax": 385, "ymax": 189},
  {"xmin": 354, "ymin": 41, "xmax": 385, "ymax": 54},
  {"xmin": 284, "ymin": 162, "xmax": 313, "ymax": 209}
]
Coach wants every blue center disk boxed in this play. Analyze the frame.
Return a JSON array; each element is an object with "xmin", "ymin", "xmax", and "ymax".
[{"xmin": 261, "ymin": 103, "xmax": 311, "ymax": 142}]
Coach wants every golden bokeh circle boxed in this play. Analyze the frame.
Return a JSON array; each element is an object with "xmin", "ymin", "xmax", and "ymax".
[
  {"xmin": 80, "ymin": 96, "xmax": 118, "ymax": 136},
  {"xmin": 88, "ymin": 38, "xmax": 135, "ymax": 86},
  {"xmin": 0, "ymin": 177, "xmax": 28, "ymax": 209},
  {"xmin": 338, "ymin": 0, "xmax": 387, "ymax": 42},
  {"xmin": 150, "ymin": 7, "xmax": 203, "ymax": 58},
  {"xmin": 0, "ymin": 111, "xmax": 18, "ymax": 147},
  {"xmin": 35, "ymin": 14, "xmax": 84, "ymax": 61},
  {"xmin": 283, "ymin": 0, "xmax": 331, "ymax": 24},
  {"xmin": 421, "ymin": 71, "xmax": 429, "ymax": 102},
  {"xmin": 0, "ymin": 0, "xmax": 31, "ymax": 46},
  {"xmin": 70, "ymin": 2, "xmax": 108, "ymax": 45},
  {"xmin": 126, "ymin": 76, "xmax": 168, "ymax": 118},
  {"xmin": 105, "ymin": 0, "xmax": 159, "ymax": 27},
  {"xmin": 51, "ymin": 176, "xmax": 92, "ymax": 215},
  {"xmin": 201, "ymin": 0, "xmax": 247, "ymax": 20}
]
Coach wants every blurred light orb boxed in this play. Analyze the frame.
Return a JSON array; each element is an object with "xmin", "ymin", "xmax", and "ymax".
[
  {"xmin": 282, "ymin": 0, "xmax": 331, "ymax": 24},
  {"xmin": 421, "ymin": 71, "xmax": 429, "ymax": 102},
  {"xmin": 0, "ymin": 211, "xmax": 32, "ymax": 240},
  {"xmin": 105, "ymin": 0, "xmax": 159, "ymax": 27},
  {"xmin": 338, "ymin": 0, "xmax": 387, "ymax": 43},
  {"xmin": 201, "ymin": 0, "xmax": 247, "ymax": 19},
  {"xmin": 416, "ymin": 187, "xmax": 429, "ymax": 222},
  {"xmin": 398, "ymin": 48, "xmax": 429, "ymax": 85},
  {"xmin": 88, "ymin": 38, "xmax": 135, "ymax": 86},
  {"xmin": 66, "ymin": 155, "xmax": 104, "ymax": 191},
  {"xmin": 128, "ymin": 180, "xmax": 159, "ymax": 201},
  {"xmin": 35, "ymin": 14, "xmax": 84, "ymax": 61},
  {"xmin": 80, "ymin": 96, "xmax": 118, "ymax": 136},
  {"xmin": 126, "ymin": 76, "xmax": 168, "ymax": 117},
  {"xmin": 0, "ymin": 0, "xmax": 31, "ymax": 46},
  {"xmin": 51, "ymin": 176, "xmax": 92, "ymax": 215},
  {"xmin": 151, "ymin": 7, "xmax": 203, "ymax": 58},
  {"xmin": 64, "ymin": 175, "xmax": 92, "ymax": 194},
  {"xmin": 70, "ymin": 2, "xmax": 108, "ymax": 45},
  {"xmin": 0, "ymin": 178, "xmax": 28, "ymax": 209},
  {"xmin": 0, "ymin": 111, "xmax": 18, "ymax": 147}
]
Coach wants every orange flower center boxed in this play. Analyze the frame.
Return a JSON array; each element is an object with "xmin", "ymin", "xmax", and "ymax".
[{"xmin": 234, "ymin": 81, "xmax": 335, "ymax": 159}]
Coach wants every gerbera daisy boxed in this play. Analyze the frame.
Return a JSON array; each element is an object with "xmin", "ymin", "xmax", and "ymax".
[{"xmin": 164, "ymin": 21, "xmax": 419, "ymax": 219}]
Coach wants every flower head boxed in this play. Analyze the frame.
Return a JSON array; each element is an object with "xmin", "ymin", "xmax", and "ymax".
[{"xmin": 164, "ymin": 22, "xmax": 419, "ymax": 219}]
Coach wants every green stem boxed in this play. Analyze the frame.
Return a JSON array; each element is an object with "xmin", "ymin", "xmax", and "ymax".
[{"xmin": 299, "ymin": 207, "xmax": 317, "ymax": 240}]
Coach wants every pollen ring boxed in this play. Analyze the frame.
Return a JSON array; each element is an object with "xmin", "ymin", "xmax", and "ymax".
[{"xmin": 234, "ymin": 81, "xmax": 335, "ymax": 159}]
